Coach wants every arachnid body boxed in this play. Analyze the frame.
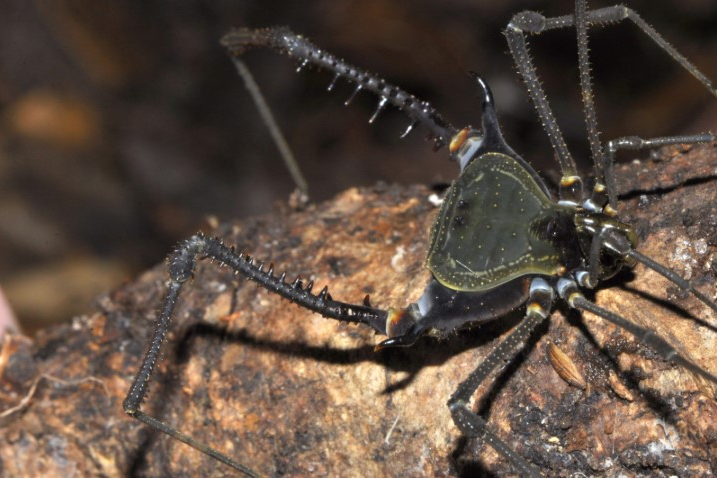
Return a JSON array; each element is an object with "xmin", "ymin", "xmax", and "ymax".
[{"xmin": 123, "ymin": 2, "xmax": 717, "ymax": 476}]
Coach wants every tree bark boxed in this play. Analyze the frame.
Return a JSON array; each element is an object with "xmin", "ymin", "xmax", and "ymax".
[{"xmin": 1, "ymin": 144, "xmax": 716, "ymax": 477}]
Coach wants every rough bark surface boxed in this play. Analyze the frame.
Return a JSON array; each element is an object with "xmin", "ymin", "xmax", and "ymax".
[{"xmin": 1, "ymin": 145, "xmax": 716, "ymax": 477}]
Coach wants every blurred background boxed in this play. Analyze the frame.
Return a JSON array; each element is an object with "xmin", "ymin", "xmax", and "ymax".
[{"xmin": 2, "ymin": 0, "xmax": 716, "ymax": 334}]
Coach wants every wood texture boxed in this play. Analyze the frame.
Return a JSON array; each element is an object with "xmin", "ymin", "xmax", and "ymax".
[{"xmin": 1, "ymin": 145, "xmax": 716, "ymax": 477}]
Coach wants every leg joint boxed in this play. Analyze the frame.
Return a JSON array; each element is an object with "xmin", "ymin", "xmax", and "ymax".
[
  {"xmin": 507, "ymin": 11, "xmax": 546, "ymax": 34},
  {"xmin": 168, "ymin": 234, "xmax": 208, "ymax": 282}
]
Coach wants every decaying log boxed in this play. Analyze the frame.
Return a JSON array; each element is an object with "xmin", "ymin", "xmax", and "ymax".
[{"xmin": 0, "ymin": 144, "xmax": 716, "ymax": 477}]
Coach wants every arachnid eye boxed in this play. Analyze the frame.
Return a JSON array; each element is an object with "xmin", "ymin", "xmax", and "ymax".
[
  {"xmin": 546, "ymin": 218, "xmax": 559, "ymax": 239},
  {"xmin": 116, "ymin": 3, "xmax": 717, "ymax": 478}
]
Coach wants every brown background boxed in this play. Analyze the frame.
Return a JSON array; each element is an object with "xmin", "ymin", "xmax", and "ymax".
[{"xmin": 1, "ymin": 0, "xmax": 717, "ymax": 333}]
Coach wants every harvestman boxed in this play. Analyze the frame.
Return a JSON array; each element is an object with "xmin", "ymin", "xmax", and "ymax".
[{"xmin": 123, "ymin": 1, "xmax": 717, "ymax": 476}]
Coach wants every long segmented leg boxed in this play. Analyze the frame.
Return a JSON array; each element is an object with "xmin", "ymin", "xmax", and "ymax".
[
  {"xmin": 121, "ymin": 3, "xmax": 717, "ymax": 476},
  {"xmin": 505, "ymin": 1, "xmax": 717, "ymax": 208},
  {"xmin": 446, "ymin": 277, "xmax": 554, "ymax": 478},
  {"xmin": 123, "ymin": 234, "xmax": 388, "ymax": 477},
  {"xmin": 559, "ymin": 274, "xmax": 717, "ymax": 385},
  {"xmin": 504, "ymin": 15, "xmax": 582, "ymax": 205},
  {"xmin": 448, "ymin": 234, "xmax": 717, "ymax": 477},
  {"xmin": 600, "ymin": 132, "xmax": 717, "ymax": 207},
  {"xmin": 568, "ymin": 219, "xmax": 717, "ymax": 383},
  {"xmin": 221, "ymin": 28, "xmax": 458, "ymax": 148},
  {"xmin": 230, "ymin": 57, "xmax": 308, "ymax": 196}
]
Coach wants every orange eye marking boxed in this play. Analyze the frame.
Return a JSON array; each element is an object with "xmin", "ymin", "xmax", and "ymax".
[{"xmin": 449, "ymin": 128, "xmax": 470, "ymax": 154}]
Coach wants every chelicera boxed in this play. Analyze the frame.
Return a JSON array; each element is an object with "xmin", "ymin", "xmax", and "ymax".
[{"xmin": 123, "ymin": 1, "xmax": 717, "ymax": 476}]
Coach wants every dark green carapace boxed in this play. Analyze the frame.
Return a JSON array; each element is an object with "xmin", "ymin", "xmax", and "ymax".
[
  {"xmin": 427, "ymin": 152, "xmax": 570, "ymax": 292},
  {"xmin": 125, "ymin": 7, "xmax": 717, "ymax": 477}
]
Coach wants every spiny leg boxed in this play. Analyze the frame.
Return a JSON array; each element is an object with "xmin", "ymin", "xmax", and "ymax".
[
  {"xmin": 569, "ymin": 225, "xmax": 717, "ymax": 384},
  {"xmin": 122, "ymin": 278, "xmax": 259, "ymax": 477},
  {"xmin": 581, "ymin": 226, "xmax": 717, "ymax": 319},
  {"xmin": 602, "ymin": 133, "xmax": 717, "ymax": 208},
  {"xmin": 123, "ymin": 234, "xmax": 388, "ymax": 476},
  {"xmin": 565, "ymin": 5, "xmax": 716, "ymax": 96},
  {"xmin": 504, "ymin": 13, "xmax": 582, "ymax": 205},
  {"xmin": 447, "ymin": 278, "xmax": 554, "ymax": 478},
  {"xmin": 625, "ymin": 249, "xmax": 717, "ymax": 318},
  {"xmin": 558, "ymin": 276, "xmax": 717, "ymax": 386},
  {"xmin": 574, "ymin": 0, "xmax": 609, "ymax": 211},
  {"xmin": 221, "ymin": 27, "xmax": 457, "ymax": 148},
  {"xmin": 505, "ymin": 2, "xmax": 717, "ymax": 208}
]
